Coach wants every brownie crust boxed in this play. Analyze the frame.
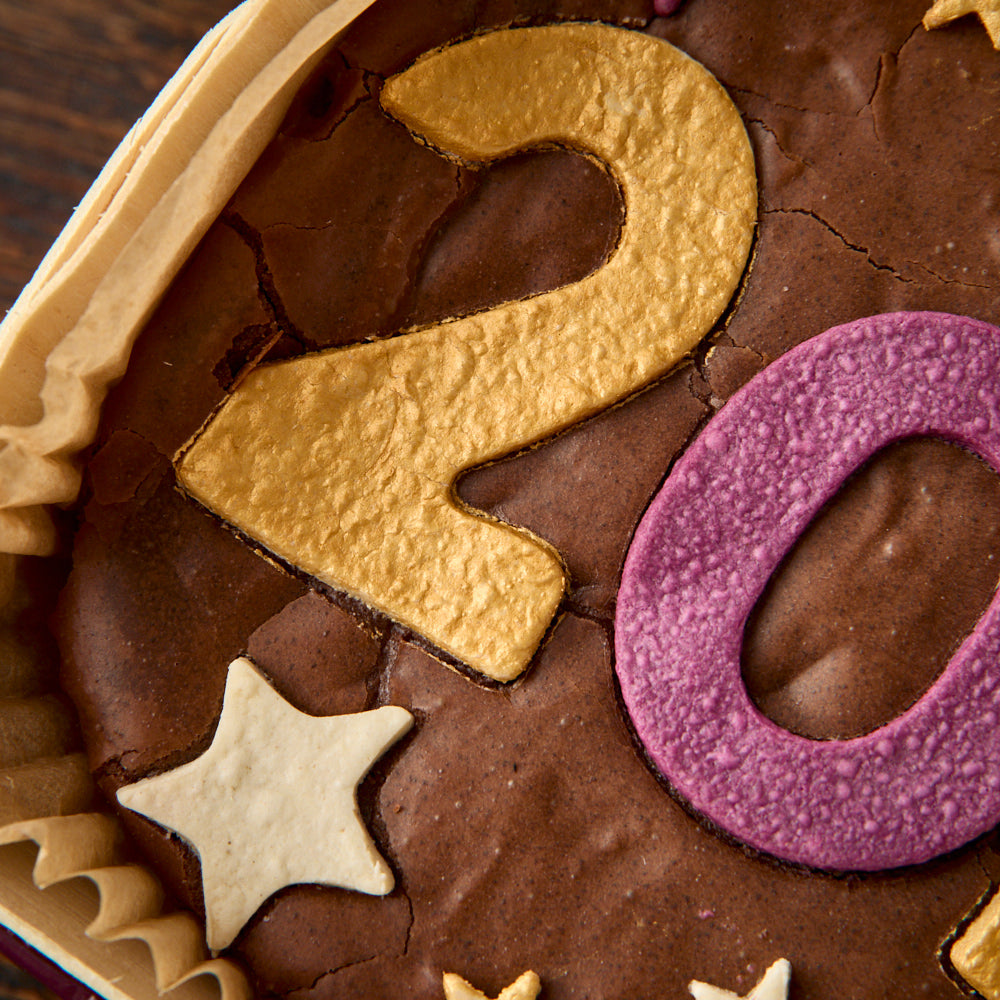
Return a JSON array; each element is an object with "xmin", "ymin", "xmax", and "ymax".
[{"xmin": 57, "ymin": 2, "xmax": 1000, "ymax": 997}]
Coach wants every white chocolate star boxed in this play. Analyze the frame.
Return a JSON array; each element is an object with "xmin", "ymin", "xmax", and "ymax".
[
  {"xmin": 117, "ymin": 657, "xmax": 413, "ymax": 950},
  {"xmin": 443, "ymin": 971, "xmax": 541, "ymax": 1000},
  {"xmin": 689, "ymin": 959, "xmax": 792, "ymax": 1000},
  {"xmin": 924, "ymin": 0, "xmax": 1000, "ymax": 47}
]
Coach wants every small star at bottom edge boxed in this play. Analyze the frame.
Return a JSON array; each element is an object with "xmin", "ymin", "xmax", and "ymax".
[
  {"xmin": 689, "ymin": 958, "xmax": 792, "ymax": 1000},
  {"xmin": 924, "ymin": 0, "xmax": 1000, "ymax": 48},
  {"xmin": 443, "ymin": 970, "xmax": 541, "ymax": 1000}
]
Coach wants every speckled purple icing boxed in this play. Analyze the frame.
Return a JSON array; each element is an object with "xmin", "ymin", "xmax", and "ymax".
[{"xmin": 615, "ymin": 312, "xmax": 1000, "ymax": 870}]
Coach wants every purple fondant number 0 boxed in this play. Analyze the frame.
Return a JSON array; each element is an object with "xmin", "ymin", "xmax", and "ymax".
[{"xmin": 615, "ymin": 312, "xmax": 1000, "ymax": 870}]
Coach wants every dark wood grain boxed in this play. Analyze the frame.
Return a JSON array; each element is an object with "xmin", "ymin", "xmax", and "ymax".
[{"xmin": 0, "ymin": 0, "xmax": 237, "ymax": 313}]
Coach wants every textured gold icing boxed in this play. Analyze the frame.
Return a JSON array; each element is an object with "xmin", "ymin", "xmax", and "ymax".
[
  {"xmin": 952, "ymin": 891, "xmax": 1000, "ymax": 998},
  {"xmin": 0, "ymin": 0, "xmax": 380, "ymax": 557},
  {"xmin": 177, "ymin": 23, "xmax": 756, "ymax": 681}
]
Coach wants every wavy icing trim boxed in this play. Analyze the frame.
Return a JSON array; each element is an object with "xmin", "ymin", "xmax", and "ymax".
[
  {"xmin": 0, "ymin": 0, "xmax": 389, "ymax": 990},
  {"xmin": 0, "ymin": 552, "xmax": 249, "ymax": 998},
  {"xmin": 0, "ymin": 0, "xmax": 379, "ymax": 556},
  {"xmin": 0, "ymin": 816, "xmax": 250, "ymax": 1000}
]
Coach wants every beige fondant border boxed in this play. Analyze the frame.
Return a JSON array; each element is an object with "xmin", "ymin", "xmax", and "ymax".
[
  {"xmin": 0, "ymin": 0, "xmax": 378, "ymax": 996},
  {"xmin": 0, "ymin": 0, "xmax": 378, "ymax": 554},
  {"xmin": 0, "ymin": 821, "xmax": 249, "ymax": 1000}
]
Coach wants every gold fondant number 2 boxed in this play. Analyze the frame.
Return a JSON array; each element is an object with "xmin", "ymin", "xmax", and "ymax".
[{"xmin": 177, "ymin": 24, "xmax": 756, "ymax": 681}]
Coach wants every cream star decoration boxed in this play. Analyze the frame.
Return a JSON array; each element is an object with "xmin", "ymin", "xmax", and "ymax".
[
  {"xmin": 689, "ymin": 959, "xmax": 792, "ymax": 1000},
  {"xmin": 117, "ymin": 656, "xmax": 413, "ymax": 951},
  {"xmin": 442, "ymin": 970, "xmax": 541, "ymax": 1000},
  {"xmin": 924, "ymin": 0, "xmax": 1000, "ymax": 48}
]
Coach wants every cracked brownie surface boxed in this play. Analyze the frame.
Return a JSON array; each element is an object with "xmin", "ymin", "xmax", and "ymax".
[{"xmin": 56, "ymin": 0, "xmax": 1000, "ymax": 997}]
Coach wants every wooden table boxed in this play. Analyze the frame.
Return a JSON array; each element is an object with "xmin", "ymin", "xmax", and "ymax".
[
  {"xmin": 0, "ymin": 0, "xmax": 237, "ymax": 313},
  {"xmin": 0, "ymin": 3, "xmax": 238, "ymax": 994}
]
